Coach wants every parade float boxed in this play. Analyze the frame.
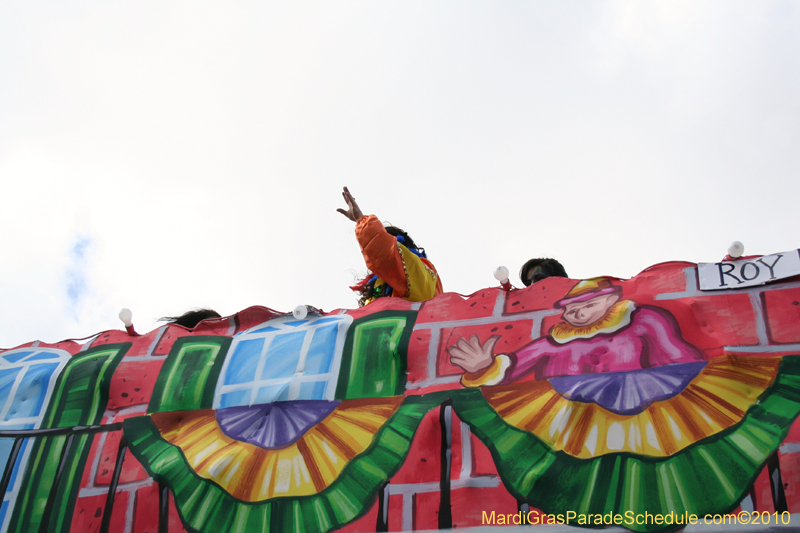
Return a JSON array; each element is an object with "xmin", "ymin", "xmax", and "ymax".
[{"xmin": 2, "ymin": 246, "xmax": 800, "ymax": 533}]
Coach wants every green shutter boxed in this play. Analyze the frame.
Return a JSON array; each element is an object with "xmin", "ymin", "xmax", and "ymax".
[
  {"xmin": 149, "ymin": 336, "xmax": 231, "ymax": 414},
  {"xmin": 9, "ymin": 343, "xmax": 128, "ymax": 533},
  {"xmin": 336, "ymin": 311, "xmax": 416, "ymax": 399}
]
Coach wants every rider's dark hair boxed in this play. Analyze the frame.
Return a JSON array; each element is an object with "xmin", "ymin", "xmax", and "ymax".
[
  {"xmin": 519, "ymin": 258, "xmax": 568, "ymax": 286},
  {"xmin": 159, "ymin": 308, "xmax": 221, "ymax": 329}
]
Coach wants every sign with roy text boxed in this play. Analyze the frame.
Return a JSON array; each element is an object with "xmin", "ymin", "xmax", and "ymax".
[{"xmin": 698, "ymin": 249, "xmax": 800, "ymax": 291}]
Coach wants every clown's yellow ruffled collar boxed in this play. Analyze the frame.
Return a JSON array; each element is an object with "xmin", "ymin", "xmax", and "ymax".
[{"xmin": 550, "ymin": 300, "xmax": 635, "ymax": 344}]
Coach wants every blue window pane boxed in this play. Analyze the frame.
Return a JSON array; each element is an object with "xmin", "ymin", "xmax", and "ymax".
[
  {"xmin": 0, "ymin": 438, "xmax": 30, "ymax": 496},
  {"xmin": 24, "ymin": 352, "xmax": 61, "ymax": 362},
  {"xmin": 299, "ymin": 381, "xmax": 327, "ymax": 400},
  {"xmin": 0, "ymin": 369, "xmax": 21, "ymax": 402},
  {"xmin": 5, "ymin": 363, "xmax": 59, "ymax": 421},
  {"xmin": 2, "ymin": 351, "xmax": 33, "ymax": 364},
  {"xmin": 255, "ymin": 383, "xmax": 290, "ymax": 404},
  {"xmin": 311, "ymin": 318, "xmax": 340, "ymax": 325},
  {"xmin": 304, "ymin": 324, "xmax": 337, "ymax": 375},
  {"xmin": 260, "ymin": 332, "xmax": 304, "ymax": 380},
  {"xmin": 219, "ymin": 389, "xmax": 252, "ymax": 409},
  {"xmin": 284, "ymin": 320, "xmax": 309, "ymax": 328},
  {"xmin": 0, "ymin": 437, "xmax": 15, "ymax": 488},
  {"xmin": 0, "ymin": 500, "xmax": 8, "ymax": 528},
  {"xmin": 224, "ymin": 339, "xmax": 264, "ymax": 385}
]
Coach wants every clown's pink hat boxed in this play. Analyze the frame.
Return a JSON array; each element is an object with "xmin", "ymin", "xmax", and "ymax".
[{"xmin": 556, "ymin": 278, "xmax": 620, "ymax": 307}]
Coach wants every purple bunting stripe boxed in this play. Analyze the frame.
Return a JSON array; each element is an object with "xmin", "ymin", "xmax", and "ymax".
[
  {"xmin": 548, "ymin": 361, "xmax": 707, "ymax": 415},
  {"xmin": 216, "ymin": 400, "xmax": 341, "ymax": 449}
]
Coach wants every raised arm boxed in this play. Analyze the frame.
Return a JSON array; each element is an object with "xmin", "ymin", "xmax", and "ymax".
[{"xmin": 339, "ymin": 187, "xmax": 440, "ymax": 301}]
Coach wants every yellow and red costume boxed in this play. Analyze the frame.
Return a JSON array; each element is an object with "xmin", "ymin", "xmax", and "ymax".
[{"xmin": 354, "ymin": 214, "xmax": 443, "ymax": 304}]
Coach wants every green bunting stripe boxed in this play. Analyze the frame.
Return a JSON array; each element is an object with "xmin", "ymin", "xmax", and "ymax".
[
  {"xmin": 450, "ymin": 355, "xmax": 800, "ymax": 533},
  {"xmin": 125, "ymin": 393, "xmax": 447, "ymax": 533}
]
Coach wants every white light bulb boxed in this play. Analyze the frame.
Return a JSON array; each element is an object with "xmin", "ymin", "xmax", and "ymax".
[
  {"xmin": 728, "ymin": 241, "xmax": 744, "ymax": 259},
  {"xmin": 292, "ymin": 305, "xmax": 308, "ymax": 320},
  {"xmin": 119, "ymin": 308, "xmax": 133, "ymax": 327},
  {"xmin": 494, "ymin": 266, "xmax": 510, "ymax": 283}
]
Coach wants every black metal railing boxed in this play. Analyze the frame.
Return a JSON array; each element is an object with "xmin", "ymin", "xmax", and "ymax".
[{"xmin": 0, "ymin": 423, "xmax": 132, "ymax": 533}]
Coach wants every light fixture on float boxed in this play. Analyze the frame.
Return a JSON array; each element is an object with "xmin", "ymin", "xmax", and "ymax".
[
  {"xmin": 728, "ymin": 241, "xmax": 744, "ymax": 259},
  {"xmin": 119, "ymin": 308, "xmax": 139, "ymax": 336},
  {"xmin": 494, "ymin": 266, "xmax": 512, "ymax": 291},
  {"xmin": 722, "ymin": 241, "xmax": 745, "ymax": 261}
]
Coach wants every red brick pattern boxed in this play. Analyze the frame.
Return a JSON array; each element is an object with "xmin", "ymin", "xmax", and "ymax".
[
  {"xmin": 628, "ymin": 262, "xmax": 692, "ymax": 296},
  {"xmin": 132, "ymin": 484, "xmax": 160, "ymax": 533},
  {"xmin": 504, "ymin": 277, "xmax": 578, "ymax": 314},
  {"xmin": 96, "ymin": 432, "xmax": 149, "ymax": 485},
  {"xmin": 412, "ymin": 490, "xmax": 442, "ymax": 530},
  {"xmin": 89, "ymin": 328, "xmax": 161, "ymax": 357},
  {"xmin": 750, "ymin": 467, "xmax": 775, "ymax": 513},
  {"xmin": 471, "ymin": 432, "xmax": 500, "ymax": 477},
  {"xmin": 91, "ymin": 330, "xmax": 142, "ymax": 348},
  {"xmin": 233, "ymin": 306, "xmax": 283, "ymax": 333},
  {"xmin": 780, "ymin": 450, "xmax": 800, "ymax": 513},
  {"xmin": 407, "ymin": 329, "xmax": 432, "ymax": 383},
  {"xmin": 69, "ymin": 491, "xmax": 130, "ymax": 533},
  {"xmin": 763, "ymin": 288, "xmax": 800, "ymax": 344},
  {"xmin": 106, "ymin": 361, "xmax": 164, "ymax": 411},
  {"xmin": 654, "ymin": 294, "xmax": 760, "ymax": 352},
  {"xmin": 391, "ymin": 410, "xmax": 443, "ymax": 485},
  {"xmin": 387, "ymin": 494, "xmax": 405, "ymax": 532},
  {"xmin": 417, "ymin": 290, "xmax": 500, "ymax": 323},
  {"xmin": 152, "ymin": 326, "xmax": 194, "ymax": 356}
]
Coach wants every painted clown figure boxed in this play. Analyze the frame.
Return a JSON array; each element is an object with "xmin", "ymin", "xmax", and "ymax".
[
  {"xmin": 444, "ymin": 275, "xmax": 799, "ymax": 528},
  {"xmin": 448, "ymin": 277, "xmax": 707, "ymax": 414}
]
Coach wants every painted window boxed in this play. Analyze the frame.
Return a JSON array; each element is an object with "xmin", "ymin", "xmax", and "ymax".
[
  {"xmin": 0, "ymin": 348, "xmax": 70, "ymax": 532},
  {"xmin": 214, "ymin": 315, "xmax": 353, "ymax": 409}
]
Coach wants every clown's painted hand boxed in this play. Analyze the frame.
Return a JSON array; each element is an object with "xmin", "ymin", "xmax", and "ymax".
[{"xmin": 448, "ymin": 335, "xmax": 511, "ymax": 387}]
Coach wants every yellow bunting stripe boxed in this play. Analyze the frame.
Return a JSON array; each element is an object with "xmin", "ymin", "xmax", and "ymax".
[
  {"xmin": 150, "ymin": 396, "xmax": 404, "ymax": 501},
  {"xmin": 483, "ymin": 354, "xmax": 780, "ymax": 459}
]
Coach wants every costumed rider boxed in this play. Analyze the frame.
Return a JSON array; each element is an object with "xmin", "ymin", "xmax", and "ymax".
[
  {"xmin": 519, "ymin": 257, "xmax": 568, "ymax": 286},
  {"xmin": 337, "ymin": 186, "xmax": 443, "ymax": 307}
]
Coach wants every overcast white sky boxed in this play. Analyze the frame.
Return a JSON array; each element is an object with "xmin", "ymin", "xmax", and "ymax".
[{"xmin": 1, "ymin": 2, "xmax": 798, "ymax": 348}]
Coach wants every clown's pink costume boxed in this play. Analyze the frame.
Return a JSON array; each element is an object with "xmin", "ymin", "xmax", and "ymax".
[
  {"xmin": 463, "ymin": 296, "xmax": 707, "ymax": 415},
  {"xmin": 475, "ymin": 301, "xmax": 704, "ymax": 383}
]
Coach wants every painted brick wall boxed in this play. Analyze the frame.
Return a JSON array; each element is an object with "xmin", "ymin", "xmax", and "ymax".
[{"xmin": 7, "ymin": 261, "xmax": 799, "ymax": 532}]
